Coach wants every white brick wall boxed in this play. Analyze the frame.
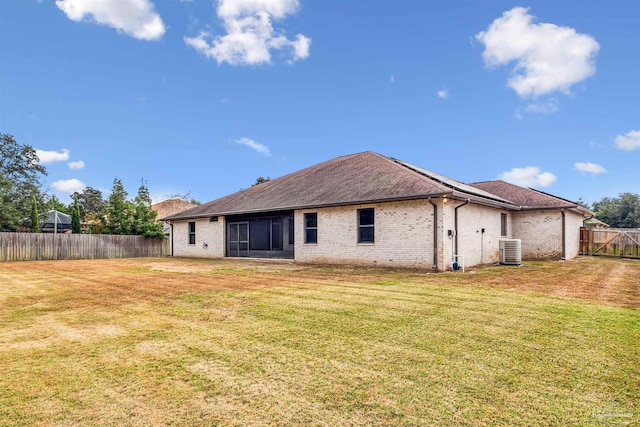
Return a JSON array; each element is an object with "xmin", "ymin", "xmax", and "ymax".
[
  {"xmin": 295, "ymin": 200, "xmax": 437, "ymax": 269},
  {"xmin": 444, "ymin": 202, "xmax": 511, "ymax": 268},
  {"xmin": 171, "ymin": 217, "xmax": 225, "ymax": 258},
  {"xmin": 512, "ymin": 210, "xmax": 584, "ymax": 260},
  {"xmin": 168, "ymin": 202, "xmax": 584, "ymax": 266},
  {"xmin": 564, "ymin": 211, "xmax": 584, "ymax": 259}
]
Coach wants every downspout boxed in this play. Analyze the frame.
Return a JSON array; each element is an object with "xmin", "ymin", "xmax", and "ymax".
[
  {"xmin": 582, "ymin": 214, "xmax": 593, "ymax": 256},
  {"xmin": 428, "ymin": 198, "xmax": 438, "ymax": 270},
  {"xmin": 170, "ymin": 222, "xmax": 174, "ymax": 257},
  {"xmin": 561, "ymin": 209, "xmax": 566, "ymax": 260},
  {"xmin": 454, "ymin": 199, "xmax": 470, "ymax": 261}
]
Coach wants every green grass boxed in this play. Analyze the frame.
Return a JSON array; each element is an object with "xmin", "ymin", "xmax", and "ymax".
[{"xmin": 0, "ymin": 258, "xmax": 638, "ymax": 426}]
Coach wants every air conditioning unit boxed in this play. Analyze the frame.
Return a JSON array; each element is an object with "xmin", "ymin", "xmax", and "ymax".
[{"xmin": 499, "ymin": 239, "xmax": 522, "ymax": 266}]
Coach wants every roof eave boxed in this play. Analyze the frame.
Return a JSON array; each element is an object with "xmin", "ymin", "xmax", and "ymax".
[{"xmin": 165, "ymin": 192, "xmax": 456, "ymax": 221}]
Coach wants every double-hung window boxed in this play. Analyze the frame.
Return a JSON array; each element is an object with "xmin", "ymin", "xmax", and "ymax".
[
  {"xmin": 304, "ymin": 213, "xmax": 317, "ymax": 244},
  {"xmin": 188, "ymin": 221, "xmax": 196, "ymax": 245},
  {"xmin": 358, "ymin": 208, "xmax": 374, "ymax": 243}
]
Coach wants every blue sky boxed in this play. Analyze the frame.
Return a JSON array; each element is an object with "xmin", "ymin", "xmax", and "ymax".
[{"xmin": 1, "ymin": 0, "xmax": 638, "ymax": 206}]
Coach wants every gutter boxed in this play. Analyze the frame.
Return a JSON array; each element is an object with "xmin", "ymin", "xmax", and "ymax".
[
  {"xmin": 454, "ymin": 199, "xmax": 470, "ymax": 261},
  {"xmin": 428, "ymin": 198, "xmax": 438, "ymax": 270}
]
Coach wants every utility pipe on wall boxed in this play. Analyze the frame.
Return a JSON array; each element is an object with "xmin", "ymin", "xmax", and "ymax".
[
  {"xmin": 454, "ymin": 199, "xmax": 470, "ymax": 260},
  {"xmin": 428, "ymin": 198, "xmax": 438, "ymax": 270}
]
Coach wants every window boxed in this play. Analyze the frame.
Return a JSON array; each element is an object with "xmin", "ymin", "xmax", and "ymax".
[
  {"xmin": 358, "ymin": 208, "xmax": 374, "ymax": 243},
  {"xmin": 188, "ymin": 221, "xmax": 196, "ymax": 244},
  {"xmin": 500, "ymin": 213, "xmax": 507, "ymax": 237},
  {"xmin": 304, "ymin": 213, "xmax": 317, "ymax": 244}
]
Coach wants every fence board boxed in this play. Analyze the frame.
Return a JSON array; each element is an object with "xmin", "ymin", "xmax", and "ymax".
[
  {"xmin": 0, "ymin": 233, "xmax": 169, "ymax": 262},
  {"xmin": 579, "ymin": 227, "xmax": 640, "ymax": 259}
]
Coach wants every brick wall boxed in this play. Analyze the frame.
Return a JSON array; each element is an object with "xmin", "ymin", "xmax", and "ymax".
[
  {"xmin": 446, "ymin": 202, "xmax": 510, "ymax": 268},
  {"xmin": 512, "ymin": 210, "xmax": 562, "ymax": 259},
  {"xmin": 564, "ymin": 210, "xmax": 584, "ymax": 259},
  {"xmin": 171, "ymin": 217, "xmax": 225, "ymax": 258},
  {"xmin": 295, "ymin": 200, "xmax": 437, "ymax": 269}
]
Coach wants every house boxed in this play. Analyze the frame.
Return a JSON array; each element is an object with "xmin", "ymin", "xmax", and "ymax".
[
  {"xmin": 470, "ymin": 180, "xmax": 590, "ymax": 260},
  {"xmin": 163, "ymin": 152, "xmax": 592, "ymax": 270},
  {"xmin": 152, "ymin": 199, "xmax": 198, "ymax": 236}
]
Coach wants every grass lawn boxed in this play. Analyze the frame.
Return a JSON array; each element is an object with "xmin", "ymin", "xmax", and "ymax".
[{"xmin": 0, "ymin": 256, "xmax": 638, "ymax": 426}]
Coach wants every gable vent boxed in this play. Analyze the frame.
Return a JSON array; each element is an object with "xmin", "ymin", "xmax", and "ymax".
[{"xmin": 499, "ymin": 239, "xmax": 522, "ymax": 265}]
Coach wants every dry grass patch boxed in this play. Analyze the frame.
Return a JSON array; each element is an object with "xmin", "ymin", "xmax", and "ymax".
[{"xmin": 0, "ymin": 256, "xmax": 638, "ymax": 426}]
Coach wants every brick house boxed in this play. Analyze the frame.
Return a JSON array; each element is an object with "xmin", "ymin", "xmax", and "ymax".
[{"xmin": 163, "ymin": 152, "xmax": 591, "ymax": 270}]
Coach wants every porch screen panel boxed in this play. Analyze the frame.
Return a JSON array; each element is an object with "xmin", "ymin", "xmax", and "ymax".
[
  {"xmin": 249, "ymin": 219, "xmax": 271, "ymax": 250},
  {"xmin": 271, "ymin": 218, "xmax": 283, "ymax": 250}
]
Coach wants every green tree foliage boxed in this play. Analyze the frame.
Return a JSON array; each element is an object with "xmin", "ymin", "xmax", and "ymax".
[
  {"xmin": 575, "ymin": 197, "xmax": 591, "ymax": 210},
  {"xmin": 71, "ymin": 186, "xmax": 105, "ymax": 219},
  {"xmin": 102, "ymin": 178, "xmax": 164, "ymax": 238},
  {"xmin": 45, "ymin": 194, "xmax": 69, "ymax": 214},
  {"xmin": 0, "ymin": 134, "xmax": 47, "ymax": 231},
  {"xmin": 133, "ymin": 180, "xmax": 164, "ymax": 238},
  {"xmin": 103, "ymin": 178, "xmax": 134, "ymax": 235},
  {"xmin": 30, "ymin": 196, "xmax": 39, "ymax": 232},
  {"xmin": 592, "ymin": 192, "xmax": 640, "ymax": 228},
  {"xmin": 252, "ymin": 176, "xmax": 270, "ymax": 186},
  {"xmin": 71, "ymin": 197, "xmax": 81, "ymax": 234}
]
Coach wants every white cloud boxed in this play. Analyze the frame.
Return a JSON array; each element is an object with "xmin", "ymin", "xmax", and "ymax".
[
  {"xmin": 574, "ymin": 162, "xmax": 606, "ymax": 174},
  {"xmin": 68, "ymin": 160, "xmax": 86, "ymax": 170},
  {"xmin": 476, "ymin": 7, "xmax": 599, "ymax": 98},
  {"xmin": 523, "ymin": 100, "xmax": 559, "ymax": 115},
  {"xmin": 52, "ymin": 178, "xmax": 86, "ymax": 194},
  {"xmin": 55, "ymin": 0, "xmax": 165, "ymax": 41},
  {"xmin": 437, "ymin": 89, "xmax": 448, "ymax": 99},
  {"xmin": 615, "ymin": 130, "xmax": 640, "ymax": 151},
  {"xmin": 35, "ymin": 148, "xmax": 70, "ymax": 164},
  {"xmin": 499, "ymin": 166, "xmax": 557, "ymax": 188},
  {"xmin": 184, "ymin": 0, "xmax": 311, "ymax": 66},
  {"xmin": 234, "ymin": 137, "xmax": 271, "ymax": 156}
]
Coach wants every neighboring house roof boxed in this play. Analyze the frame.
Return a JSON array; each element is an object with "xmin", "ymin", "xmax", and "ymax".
[
  {"xmin": 165, "ymin": 152, "xmax": 518, "ymax": 221},
  {"xmin": 152, "ymin": 199, "xmax": 198, "ymax": 221},
  {"xmin": 471, "ymin": 180, "xmax": 592, "ymax": 214},
  {"xmin": 584, "ymin": 217, "xmax": 609, "ymax": 228}
]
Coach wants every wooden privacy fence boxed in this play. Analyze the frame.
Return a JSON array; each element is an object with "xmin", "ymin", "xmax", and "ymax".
[
  {"xmin": 580, "ymin": 227, "xmax": 640, "ymax": 259},
  {"xmin": 0, "ymin": 232, "xmax": 169, "ymax": 262}
]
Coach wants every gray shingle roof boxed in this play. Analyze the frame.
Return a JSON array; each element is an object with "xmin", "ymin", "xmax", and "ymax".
[
  {"xmin": 165, "ymin": 152, "xmax": 523, "ymax": 220},
  {"xmin": 167, "ymin": 153, "xmax": 588, "ymax": 221},
  {"xmin": 470, "ymin": 180, "xmax": 588, "ymax": 211}
]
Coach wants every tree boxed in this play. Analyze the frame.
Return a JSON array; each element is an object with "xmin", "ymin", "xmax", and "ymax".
[
  {"xmin": 0, "ymin": 134, "xmax": 47, "ymax": 231},
  {"xmin": 71, "ymin": 186, "xmax": 105, "ymax": 219},
  {"xmin": 592, "ymin": 192, "xmax": 640, "ymax": 228},
  {"xmin": 30, "ymin": 196, "xmax": 39, "ymax": 232},
  {"xmin": 103, "ymin": 178, "xmax": 134, "ymax": 235},
  {"xmin": 132, "ymin": 180, "xmax": 164, "ymax": 238},
  {"xmin": 252, "ymin": 176, "xmax": 270, "ymax": 186},
  {"xmin": 45, "ymin": 194, "xmax": 69, "ymax": 214},
  {"xmin": 71, "ymin": 197, "xmax": 81, "ymax": 234},
  {"xmin": 575, "ymin": 197, "xmax": 591, "ymax": 210}
]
